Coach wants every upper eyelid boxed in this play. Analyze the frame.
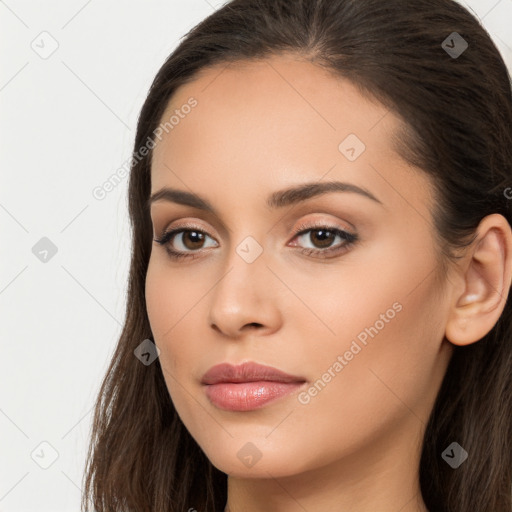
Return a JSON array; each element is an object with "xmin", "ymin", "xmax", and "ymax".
[{"xmin": 159, "ymin": 210, "xmax": 356, "ymax": 234}]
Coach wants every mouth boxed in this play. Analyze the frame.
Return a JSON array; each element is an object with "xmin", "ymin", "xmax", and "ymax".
[{"xmin": 201, "ymin": 361, "xmax": 307, "ymax": 411}]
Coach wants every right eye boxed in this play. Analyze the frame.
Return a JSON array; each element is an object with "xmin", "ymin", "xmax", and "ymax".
[{"xmin": 154, "ymin": 227, "xmax": 219, "ymax": 260}]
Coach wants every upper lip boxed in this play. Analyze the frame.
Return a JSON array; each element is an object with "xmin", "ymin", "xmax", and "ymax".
[{"xmin": 201, "ymin": 361, "xmax": 306, "ymax": 385}]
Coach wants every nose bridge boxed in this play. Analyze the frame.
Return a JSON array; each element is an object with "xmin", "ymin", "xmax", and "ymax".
[
  {"xmin": 214, "ymin": 232, "xmax": 268, "ymax": 307},
  {"xmin": 219, "ymin": 214, "xmax": 269, "ymax": 282},
  {"xmin": 207, "ymin": 230, "xmax": 281, "ymax": 336}
]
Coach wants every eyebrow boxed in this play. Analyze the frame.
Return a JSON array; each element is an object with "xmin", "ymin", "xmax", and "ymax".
[{"xmin": 147, "ymin": 180, "xmax": 383, "ymax": 213}]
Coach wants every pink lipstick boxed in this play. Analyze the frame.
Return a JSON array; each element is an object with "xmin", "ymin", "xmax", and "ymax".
[{"xmin": 201, "ymin": 361, "xmax": 306, "ymax": 411}]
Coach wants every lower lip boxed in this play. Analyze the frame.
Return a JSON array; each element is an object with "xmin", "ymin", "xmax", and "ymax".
[{"xmin": 204, "ymin": 381, "xmax": 305, "ymax": 411}]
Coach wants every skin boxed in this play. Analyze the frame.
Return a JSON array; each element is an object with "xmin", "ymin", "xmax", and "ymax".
[{"xmin": 145, "ymin": 53, "xmax": 512, "ymax": 512}]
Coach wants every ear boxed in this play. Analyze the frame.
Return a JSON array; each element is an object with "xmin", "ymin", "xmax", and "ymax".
[{"xmin": 445, "ymin": 213, "xmax": 512, "ymax": 346}]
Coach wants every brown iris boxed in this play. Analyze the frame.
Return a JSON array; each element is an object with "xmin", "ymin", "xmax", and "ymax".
[
  {"xmin": 181, "ymin": 230, "xmax": 206, "ymax": 250},
  {"xmin": 308, "ymin": 229, "xmax": 336, "ymax": 248}
]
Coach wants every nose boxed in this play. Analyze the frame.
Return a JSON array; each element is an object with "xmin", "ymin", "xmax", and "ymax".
[{"xmin": 207, "ymin": 244, "xmax": 283, "ymax": 340}]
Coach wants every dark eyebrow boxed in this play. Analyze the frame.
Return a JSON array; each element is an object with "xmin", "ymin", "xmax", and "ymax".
[{"xmin": 147, "ymin": 180, "xmax": 383, "ymax": 213}]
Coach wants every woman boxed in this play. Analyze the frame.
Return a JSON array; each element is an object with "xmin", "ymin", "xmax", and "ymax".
[{"xmin": 82, "ymin": 0, "xmax": 512, "ymax": 510}]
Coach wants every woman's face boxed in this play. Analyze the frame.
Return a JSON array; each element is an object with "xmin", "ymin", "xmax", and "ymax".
[{"xmin": 146, "ymin": 54, "xmax": 454, "ymax": 480}]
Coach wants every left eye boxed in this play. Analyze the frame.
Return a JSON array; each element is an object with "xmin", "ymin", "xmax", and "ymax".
[
  {"xmin": 292, "ymin": 227, "xmax": 355, "ymax": 250},
  {"xmin": 295, "ymin": 226, "xmax": 357, "ymax": 256}
]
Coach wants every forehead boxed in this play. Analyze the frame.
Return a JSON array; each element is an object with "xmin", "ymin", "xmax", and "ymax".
[
  {"xmin": 150, "ymin": 54, "xmax": 428, "ymax": 214},
  {"xmin": 154, "ymin": 54, "xmax": 396, "ymax": 154}
]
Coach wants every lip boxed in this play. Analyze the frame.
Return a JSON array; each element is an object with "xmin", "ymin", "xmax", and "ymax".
[
  {"xmin": 201, "ymin": 361, "xmax": 305, "ymax": 385},
  {"xmin": 201, "ymin": 362, "xmax": 306, "ymax": 411}
]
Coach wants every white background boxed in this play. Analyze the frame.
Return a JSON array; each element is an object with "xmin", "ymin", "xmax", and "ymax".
[{"xmin": 1, "ymin": 1, "xmax": 511, "ymax": 510}]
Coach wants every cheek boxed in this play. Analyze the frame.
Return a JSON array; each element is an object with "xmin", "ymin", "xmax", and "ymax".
[
  {"xmin": 145, "ymin": 260, "xmax": 197, "ymax": 375},
  {"xmin": 145, "ymin": 256, "xmax": 207, "ymax": 339},
  {"xmin": 300, "ymin": 261, "xmax": 445, "ymax": 440},
  {"xmin": 145, "ymin": 258, "xmax": 220, "ymax": 404},
  {"xmin": 293, "ymin": 239, "xmax": 444, "ymax": 420}
]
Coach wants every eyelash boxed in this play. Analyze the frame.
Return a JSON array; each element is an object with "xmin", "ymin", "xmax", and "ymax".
[{"xmin": 153, "ymin": 221, "xmax": 358, "ymax": 261}]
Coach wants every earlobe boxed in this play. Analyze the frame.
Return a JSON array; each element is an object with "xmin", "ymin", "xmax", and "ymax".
[{"xmin": 445, "ymin": 214, "xmax": 512, "ymax": 347}]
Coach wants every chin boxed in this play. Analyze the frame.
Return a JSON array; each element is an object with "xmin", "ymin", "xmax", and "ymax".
[{"xmin": 199, "ymin": 437, "xmax": 314, "ymax": 479}]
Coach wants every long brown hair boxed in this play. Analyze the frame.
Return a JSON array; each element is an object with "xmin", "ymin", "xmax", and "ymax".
[{"xmin": 81, "ymin": 1, "xmax": 512, "ymax": 510}]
